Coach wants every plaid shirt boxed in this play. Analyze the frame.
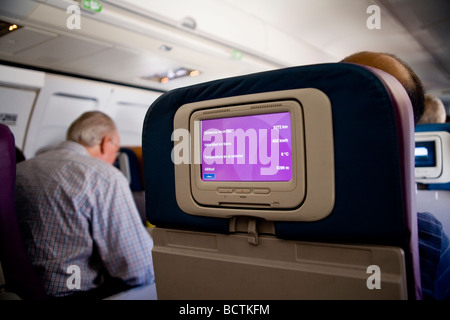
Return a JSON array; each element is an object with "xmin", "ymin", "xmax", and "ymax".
[{"xmin": 15, "ymin": 141, "xmax": 154, "ymax": 297}]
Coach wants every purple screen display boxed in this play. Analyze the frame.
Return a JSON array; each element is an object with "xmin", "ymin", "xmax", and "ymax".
[{"xmin": 200, "ymin": 112, "xmax": 293, "ymax": 181}]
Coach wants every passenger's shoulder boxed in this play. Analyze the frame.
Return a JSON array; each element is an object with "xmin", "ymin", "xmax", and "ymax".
[
  {"xmin": 418, "ymin": 211, "xmax": 444, "ymax": 237},
  {"xmin": 418, "ymin": 211, "xmax": 443, "ymax": 227},
  {"xmin": 82, "ymin": 156, "xmax": 123, "ymax": 179}
]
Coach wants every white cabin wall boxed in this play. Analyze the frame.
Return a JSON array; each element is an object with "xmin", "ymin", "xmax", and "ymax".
[
  {"xmin": 105, "ymin": 86, "xmax": 161, "ymax": 147},
  {"xmin": 0, "ymin": 86, "xmax": 37, "ymax": 150},
  {"xmin": 0, "ymin": 65, "xmax": 44, "ymax": 151},
  {"xmin": 0, "ymin": 64, "xmax": 162, "ymax": 159},
  {"xmin": 23, "ymin": 74, "xmax": 108, "ymax": 158}
]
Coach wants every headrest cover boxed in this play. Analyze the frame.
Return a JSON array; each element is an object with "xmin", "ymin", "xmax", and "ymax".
[
  {"xmin": 416, "ymin": 123, "xmax": 450, "ymax": 134},
  {"xmin": 144, "ymin": 63, "xmax": 410, "ymax": 240}
]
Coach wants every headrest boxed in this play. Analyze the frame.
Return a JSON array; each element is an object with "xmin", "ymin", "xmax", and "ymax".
[
  {"xmin": 416, "ymin": 123, "xmax": 450, "ymax": 134},
  {"xmin": 143, "ymin": 63, "xmax": 414, "ymax": 239},
  {"xmin": 142, "ymin": 63, "xmax": 420, "ymax": 298}
]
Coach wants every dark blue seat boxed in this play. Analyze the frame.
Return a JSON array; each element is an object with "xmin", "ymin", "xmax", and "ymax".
[
  {"xmin": 116, "ymin": 147, "xmax": 145, "ymax": 191},
  {"xmin": 115, "ymin": 146, "xmax": 147, "ymax": 224},
  {"xmin": 143, "ymin": 63, "xmax": 421, "ymax": 299},
  {"xmin": 0, "ymin": 124, "xmax": 48, "ymax": 300},
  {"xmin": 416, "ymin": 123, "xmax": 450, "ymax": 133}
]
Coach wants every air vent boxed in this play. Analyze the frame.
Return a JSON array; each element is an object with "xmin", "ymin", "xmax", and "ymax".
[
  {"xmin": 142, "ymin": 67, "xmax": 200, "ymax": 83},
  {"xmin": 202, "ymin": 108, "xmax": 231, "ymax": 115},
  {"xmin": 251, "ymin": 103, "xmax": 283, "ymax": 109}
]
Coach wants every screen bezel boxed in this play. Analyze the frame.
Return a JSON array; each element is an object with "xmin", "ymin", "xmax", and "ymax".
[
  {"xmin": 414, "ymin": 135, "xmax": 442, "ymax": 180},
  {"xmin": 189, "ymin": 100, "xmax": 305, "ymax": 209},
  {"xmin": 172, "ymin": 88, "xmax": 335, "ymax": 222}
]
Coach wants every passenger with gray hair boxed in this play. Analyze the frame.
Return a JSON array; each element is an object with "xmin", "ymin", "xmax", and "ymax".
[
  {"xmin": 418, "ymin": 94, "xmax": 447, "ymax": 124},
  {"xmin": 15, "ymin": 111, "xmax": 154, "ymax": 299},
  {"xmin": 66, "ymin": 111, "xmax": 120, "ymax": 165}
]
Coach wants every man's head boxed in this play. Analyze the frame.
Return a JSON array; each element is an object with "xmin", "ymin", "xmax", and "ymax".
[
  {"xmin": 341, "ymin": 51, "xmax": 425, "ymax": 125},
  {"xmin": 67, "ymin": 111, "xmax": 120, "ymax": 164},
  {"xmin": 418, "ymin": 94, "xmax": 447, "ymax": 124}
]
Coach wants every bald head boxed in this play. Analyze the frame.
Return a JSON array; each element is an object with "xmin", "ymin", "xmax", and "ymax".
[
  {"xmin": 341, "ymin": 51, "xmax": 425, "ymax": 125},
  {"xmin": 419, "ymin": 94, "xmax": 447, "ymax": 124}
]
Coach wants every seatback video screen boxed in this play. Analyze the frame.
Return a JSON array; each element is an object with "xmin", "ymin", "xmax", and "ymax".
[
  {"xmin": 415, "ymin": 141, "xmax": 436, "ymax": 168},
  {"xmin": 200, "ymin": 112, "xmax": 292, "ymax": 181}
]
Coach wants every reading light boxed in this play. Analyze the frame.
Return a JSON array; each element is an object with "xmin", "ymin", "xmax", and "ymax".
[
  {"xmin": 190, "ymin": 70, "xmax": 200, "ymax": 77},
  {"xmin": 142, "ymin": 67, "xmax": 201, "ymax": 83},
  {"xmin": 0, "ymin": 20, "xmax": 22, "ymax": 37}
]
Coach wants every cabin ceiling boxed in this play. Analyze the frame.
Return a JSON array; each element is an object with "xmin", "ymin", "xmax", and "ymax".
[{"xmin": 0, "ymin": 0, "xmax": 449, "ymax": 99}]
